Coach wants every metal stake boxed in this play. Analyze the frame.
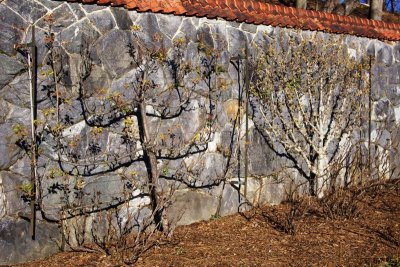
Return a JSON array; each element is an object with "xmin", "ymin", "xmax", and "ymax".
[
  {"xmin": 28, "ymin": 25, "xmax": 38, "ymax": 240},
  {"xmin": 244, "ymin": 46, "xmax": 250, "ymax": 198},
  {"xmin": 368, "ymin": 55, "xmax": 372, "ymax": 180}
]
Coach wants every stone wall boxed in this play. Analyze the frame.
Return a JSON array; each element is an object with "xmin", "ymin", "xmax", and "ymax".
[{"xmin": 0, "ymin": 0, "xmax": 399, "ymax": 264}]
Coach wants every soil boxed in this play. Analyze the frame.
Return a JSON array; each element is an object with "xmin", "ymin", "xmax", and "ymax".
[{"xmin": 15, "ymin": 179, "xmax": 400, "ymax": 267}]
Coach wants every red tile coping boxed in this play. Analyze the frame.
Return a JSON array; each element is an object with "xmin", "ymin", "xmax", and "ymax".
[{"xmin": 63, "ymin": 0, "xmax": 400, "ymax": 41}]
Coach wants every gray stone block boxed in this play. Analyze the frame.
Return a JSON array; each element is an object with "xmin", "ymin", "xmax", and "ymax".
[
  {"xmin": 68, "ymin": 3, "xmax": 86, "ymax": 20},
  {"xmin": 0, "ymin": 4, "xmax": 28, "ymax": 56},
  {"xmin": 88, "ymin": 10, "xmax": 116, "ymax": 35},
  {"xmin": 373, "ymin": 98, "xmax": 390, "ymax": 121},
  {"xmin": 81, "ymin": 4, "xmax": 107, "ymax": 13},
  {"xmin": 388, "ymin": 64, "xmax": 400, "ymax": 85},
  {"xmin": 59, "ymin": 19, "xmax": 100, "ymax": 55},
  {"xmin": 111, "ymin": 7, "xmax": 133, "ymax": 30},
  {"xmin": 4, "ymin": 0, "xmax": 47, "ymax": 23},
  {"xmin": 136, "ymin": 14, "xmax": 172, "ymax": 50},
  {"xmin": 388, "ymin": 85, "xmax": 400, "ymax": 107},
  {"xmin": 376, "ymin": 45, "xmax": 393, "ymax": 66},
  {"xmin": 23, "ymin": 26, "xmax": 49, "ymax": 65},
  {"xmin": 227, "ymin": 26, "xmax": 248, "ymax": 57},
  {"xmin": 249, "ymin": 130, "xmax": 277, "ymax": 176},
  {"xmin": 2, "ymin": 72, "xmax": 30, "ymax": 108},
  {"xmin": 252, "ymin": 29, "xmax": 274, "ymax": 50},
  {"xmin": 37, "ymin": 3, "xmax": 76, "ymax": 31},
  {"xmin": 156, "ymin": 13, "xmax": 182, "ymax": 39},
  {"xmin": 0, "ymin": 100, "xmax": 9, "ymax": 124},
  {"xmin": 394, "ymin": 43, "xmax": 400, "ymax": 62},
  {"xmin": 37, "ymin": 0, "xmax": 63, "ymax": 9},
  {"xmin": 180, "ymin": 18, "xmax": 197, "ymax": 42},
  {"xmin": 240, "ymin": 22, "xmax": 257, "ymax": 34},
  {"xmin": 0, "ymin": 121, "xmax": 25, "ymax": 170},
  {"xmin": 218, "ymin": 183, "xmax": 240, "ymax": 216},
  {"xmin": 0, "ymin": 172, "xmax": 28, "ymax": 216},
  {"xmin": 371, "ymin": 65, "xmax": 389, "ymax": 101},
  {"xmin": 81, "ymin": 62, "xmax": 112, "ymax": 95},
  {"xmin": 9, "ymin": 156, "xmax": 31, "ymax": 178},
  {"xmin": 95, "ymin": 29, "xmax": 133, "ymax": 77},
  {"xmin": 168, "ymin": 189, "xmax": 219, "ymax": 225},
  {"xmin": 82, "ymin": 175, "xmax": 125, "ymax": 205},
  {"xmin": 197, "ymin": 23, "xmax": 214, "ymax": 49},
  {"xmin": 0, "ymin": 54, "xmax": 25, "ymax": 89},
  {"xmin": 0, "ymin": 218, "xmax": 60, "ymax": 265}
]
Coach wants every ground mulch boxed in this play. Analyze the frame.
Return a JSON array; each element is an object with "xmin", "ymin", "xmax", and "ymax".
[{"xmin": 16, "ymin": 179, "xmax": 400, "ymax": 266}]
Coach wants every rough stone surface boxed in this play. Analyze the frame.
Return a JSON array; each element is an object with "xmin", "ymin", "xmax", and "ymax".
[
  {"xmin": 0, "ymin": 100, "xmax": 9, "ymax": 123},
  {"xmin": 168, "ymin": 190, "xmax": 219, "ymax": 225},
  {"xmin": 178, "ymin": 26, "xmax": 195, "ymax": 48},
  {"xmin": 249, "ymin": 130, "xmax": 278, "ymax": 176},
  {"xmin": 0, "ymin": 54, "xmax": 25, "ymax": 89},
  {"xmin": 376, "ymin": 45, "xmax": 393, "ymax": 66},
  {"xmin": 388, "ymin": 64, "xmax": 400, "ymax": 85},
  {"xmin": 0, "ymin": 4, "xmax": 28, "ymax": 56},
  {"xmin": 36, "ymin": 0, "xmax": 63, "ymax": 9},
  {"xmin": 0, "ymin": 175, "xmax": 5, "ymax": 218},
  {"xmin": 156, "ymin": 13, "xmax": 182, "ymax": 39},
  {"xmin": 218, "ymin": 183, "xmax": 241, "ymax": 216},
  {"xmin": 23, "ymin": 26, "xmax": 49, "ymax": 66},
  {"xmin": 388, "ymin": 85, "xmax": 400, "ymax": 107},
  {"xmin": 0, "ymin": 0, "xmax": 399, "ymax": 264},
  {"xmin": 88, "ymin": 10, "xmax": 116, "ymax": 35},
  {"xmin": 59, "ymin": 19, "xmax": 100, "ymax": 55},
  {"xmin": 373, "ymin": 98, "xmax": 390, "ymax": 121},
  {"xmin": 395, "ymin": 43, "xmax": 400, "ymax": 62},
  {"xmin": 0, "ymin": 218, "xmax": 60, "ymax": 265},
  {"xmin": 4, "ymin": 0, "xmax": 47, "ymax": 23},
  {"xmin": 0, "ymin": 125, "xmax": 23, "ymax": 170},
  {"xmin": 241, "ymin": 22, "xmax": 258, "ymax": 33},
  {"xmin": 37, "ymin": 3, "xmax": 76, "ymax": 30},
  {"xmin": 68, "ymin": 3, "xmax": 86, "ymax": 20},
  {"xmin": 2, "ymin": 73, "xmax": 31, "ymax": 108},
  {"xmin": 111, "ymin": 7, "xmax": 133, "ymax": 30},
  {"xmin": 0, "ymin": 172, "xmax": 28, "ymax": 216},
  {"xmin": 81, "ymin": 4, "xmax": 107, "ymax": 13},
  {"xmin": 95, "ymin": 30, "xmax": 133, "ymax": 77}
]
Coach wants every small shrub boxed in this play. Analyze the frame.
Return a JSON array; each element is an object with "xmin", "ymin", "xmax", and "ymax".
[
  {"xmin": 319, "ymin": 188, "xmax": 361, "ymax": 220},
  {"xmin": 262, "ymin": 200, "xmax": 304, "ymax": 235}
]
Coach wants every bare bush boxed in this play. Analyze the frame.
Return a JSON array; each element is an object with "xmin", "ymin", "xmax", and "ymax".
[
  {"xmin": 250, "ymin": 33, "xmax": 370, "ymax": 197},
  {"xmin": 319, "ymin": 188, "xmax": 361, "ymax": 220},
  {"xmin": 59, "ymin": 188, "xmax": 175, "ymax": 265},
  {"xmin": 262, "ymin": 200, "xmax": 305, "ymax": 235}
]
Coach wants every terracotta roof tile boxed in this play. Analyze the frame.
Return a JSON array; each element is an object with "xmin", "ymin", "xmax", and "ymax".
[
  {"xmin": 96, "ymin": 0, "xmax": 111, "ymax": 4},
  {"xmin": 63, "ymin": 0, "xmax": 400, "ymax": 41},
  {"xmin": 109, "ymin": 0, "xmax": 124, "ymax": 6}
]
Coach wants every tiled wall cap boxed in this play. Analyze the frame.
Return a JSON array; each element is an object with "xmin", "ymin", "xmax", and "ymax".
[{"xmin": 62, "ymin": 0, "xmax": 400, "ymax": 41}]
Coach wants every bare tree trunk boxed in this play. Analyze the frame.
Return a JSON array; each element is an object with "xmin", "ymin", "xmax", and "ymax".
[
  {"xmin": 137, "ymin": 101, "xmax": 162, "ymax": 229},
  {"xmin": 309, "ymin": 172, "xmax": 316, "ymax": 196},
  {"xmin": 296, "ymin": 0, "xmax": 307, "ymax": 9},
  {"xmin": 370, "ymin": 0, "xmax": 383, "ymax": 20}
]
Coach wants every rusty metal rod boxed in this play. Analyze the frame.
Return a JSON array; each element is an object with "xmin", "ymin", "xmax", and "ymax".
[
  {"xmin": 244, "ymin": 46, "xmax": 250, "ymax": 198},
  {"xmin": 28, "ymin": 25, "xmax": 38, "ymax": 240}
]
